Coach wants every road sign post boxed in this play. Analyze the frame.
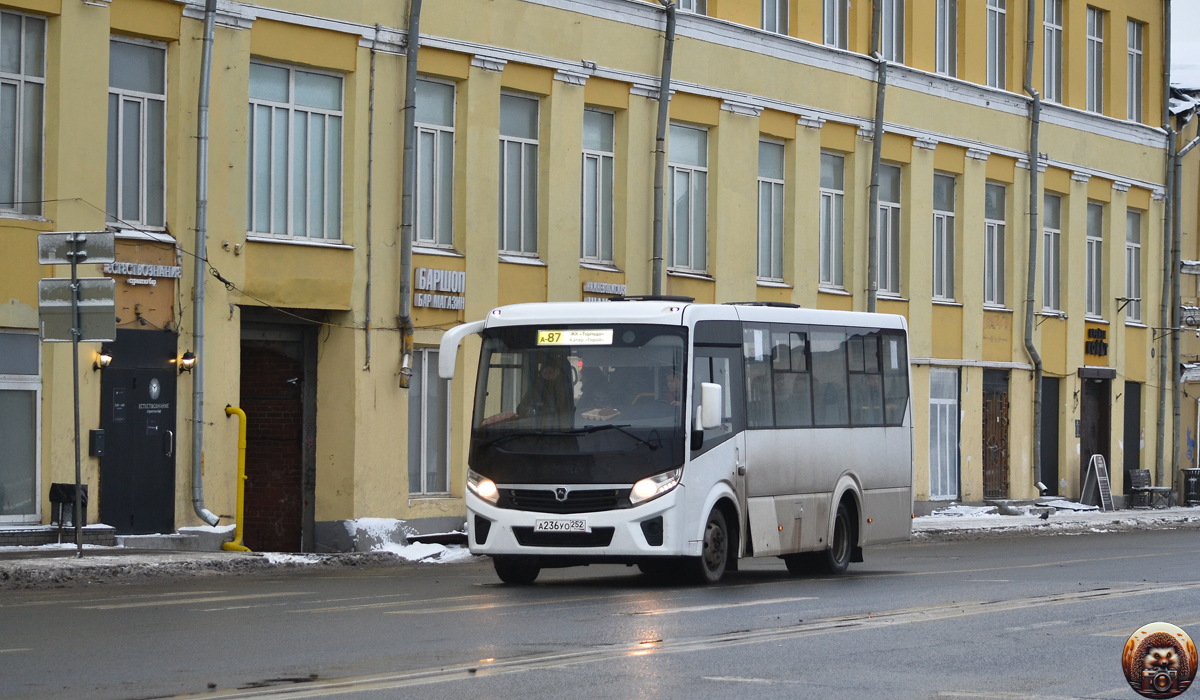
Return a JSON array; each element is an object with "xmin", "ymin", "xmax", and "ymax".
[{"xmin": 37, "ymin": 232, "xmax": 115, "ymax": 558}]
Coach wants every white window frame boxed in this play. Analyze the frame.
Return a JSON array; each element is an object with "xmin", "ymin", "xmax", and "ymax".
[
  {"xmin": 763, "ymin": 0, "xmax": 788, "ymax": 34},
  {"xmin": 929, "ymin": 367, "xmax": 960, "ymax": 501},
  {"xmin": 409, "ymin": 348, "xmax": 451, "ymax": 496},
  {"xmin": 107, "ymin": 36, "xmax": 166, "ymax": 229},
  {"xmin": 881, "ymin": 0, "xmax": 905, "ymax": 63},
  {"xmin": 414, "ymin": 77, "xmax": 455, "ymax": 249},
  {"xmin": 667, "ymin": 124, "xmax": 709, "ymax": 273},
  {"xmin": 581, "ymin": 108, "xmax": 614, "ymax": 264},
  {"xmin": 1086, "ymin": 7, "xmax": 1104, "ymax": 114},
  {"xmin": 984, "ymin": 183, "xmax": 1006, "ymax": 307},
  {"xmin": 679, "ymin": 0, "xmax": 707, "ymax": 14},
  {"xmin": 498, "ymin": 92, "xmax": 539, "ymax": 256},
  {"xmin": 878, "ymin": 164, "xmax": 902, "ymax": 296},
  {"xmin": 986, "ymin": 0, "xmax": 1007, "ymax": 89},
  {"xmin": 1043, "ymin": 193, "xmax": 1062, "ymax": 312},
  {"xmin": 935, "ymin": 0, "xmax": 957, "ymax": 77},
  {"xmin": 247, "ymin": 60, "xmax": 344, "ymax": 241},
  {"xmin": 1127, "ymin": 20, "xmax": 1143, "ymax": 122},
  {"xmin": 819, "ymin": 152, "xmax": 845, "ymax": 288},
  {"xmin": 1125, "ymin": 209, "xmax": 1142, "ymax": 322},
  {"xmin": 757, "ymin": 139, "xmax": 785, "ymax": 282},
  {"xmin": 932, "ymin": 174, "xmax": 955, "ymax": 301},
  {"xmin": 824, "ymin": 0, "xmax": 849, "ymax": 48},
  {"xmin": 1044, "ymin": 0, "xmax": 1063, "ymax": 103},
  {"xmin": 0, "ymin": 10, "xmax": 45, "ymax": 218},
  {"xmin": 0, "ymin": 330, "xmax": 41, "ymax": 524},
  {"xmin": 1086, "ymin": 201, "xmax": 1104, "ymax": 318}
]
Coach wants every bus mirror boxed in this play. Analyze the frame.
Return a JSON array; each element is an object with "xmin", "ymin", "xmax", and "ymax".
[
  {"xmin": 438, "ymin": 320, "xmax": 486, "ymax": 380},
  {"xmin": 700, "ymin": 382, "xmax": 722, "ymax": 430}
]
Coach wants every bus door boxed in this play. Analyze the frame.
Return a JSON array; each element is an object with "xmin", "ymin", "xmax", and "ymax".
[{"xmin": 690, "ymin": 343, "xmax": 746, "ymax": 544}]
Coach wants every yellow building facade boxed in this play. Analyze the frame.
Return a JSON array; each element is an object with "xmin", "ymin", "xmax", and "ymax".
[{"xmin": 0, "ymin": 0, "xmax": 1178, "ymax": 547}]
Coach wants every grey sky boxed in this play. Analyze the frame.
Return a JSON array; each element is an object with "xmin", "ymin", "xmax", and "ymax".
[{"xmin": 1175, "ymin": 0, "xmax": 1200, "ymax": 88}]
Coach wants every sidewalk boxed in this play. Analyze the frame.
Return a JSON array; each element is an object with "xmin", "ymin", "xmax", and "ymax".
[{"xmin": 912, "ymin": 504, "xmax": 1200, "ymax": 541}]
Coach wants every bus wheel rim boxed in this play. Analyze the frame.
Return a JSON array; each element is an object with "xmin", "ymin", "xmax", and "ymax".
[{"xmin": 703, "ymin": 520, "xmax": 726, "ymax": 571}]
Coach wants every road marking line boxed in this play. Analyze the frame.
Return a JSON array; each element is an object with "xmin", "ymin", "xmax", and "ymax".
[
  {"xmin": 0, "ymin": 648, "xmax": 32, "ymax": 653},
  {"xmin": 292, "ymin": 594, "xmax": 492, "ymax": 614},
  {"xmin": 171, "ymin": 580, "xmax": 1200, "ymax": 700},
  {"xmin": 79, "ymin": 592, "xmax": 309, "ymax": 610},
  {"xmin": 703, "ymin": 676, "xmax": 799, "ymax": 684},
  {"xmin": 625, "ymin": 596, "xmax": 817, "ymax": 616},
  {"xmin": 0, "ymin": 590, "xmax": 225, "ymax": 609},
  {"xmin": 1004, "ymin": 620, "xmax": 1068, "ymax": 632},
  {"xmin": 201, "ymin": 603, "xmax": 292, "ymax": 612},
  {"xmin": 937, "ymin": 692, "xmax": 1101, "ymax": 699},
  {"xmin": 1089, "ymin": 615, "xmax": 1200, "ymax": 637}
]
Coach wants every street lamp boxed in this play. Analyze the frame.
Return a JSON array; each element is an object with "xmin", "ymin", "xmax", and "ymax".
[
  {"xmin": 93, "ymin": 350, "xmax": 112, "ymax": 371},
  {"xmin": 179, "ymin": 351, "xmax": 196, "ymax": 374}
]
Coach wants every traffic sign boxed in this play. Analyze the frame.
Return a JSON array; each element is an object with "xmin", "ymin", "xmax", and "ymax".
[
  {"xmin": 38, "ymin": 277, "xmax": 116, "ymax": 342},
  {"xmin": 38, "ymin": 231, "xmax": 115, "ymax": 266}
]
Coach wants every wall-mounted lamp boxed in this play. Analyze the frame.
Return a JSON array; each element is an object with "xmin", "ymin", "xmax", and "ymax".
[
  {"xmin": 93, "ymin": 350, "xmax": 113, "ymax": 371},
  {"xmin": 179, "ymin": 351, "xmax": 196, "ymax": 374}
]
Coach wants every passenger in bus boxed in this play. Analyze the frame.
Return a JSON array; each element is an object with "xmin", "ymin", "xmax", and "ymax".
[
  {"xmin": 515, "ymin": 359, "xmax": 575, "ymax": 428},
  {"xmin": 577, "ymin": 366, "xmax": 618, "ymax": 418}
]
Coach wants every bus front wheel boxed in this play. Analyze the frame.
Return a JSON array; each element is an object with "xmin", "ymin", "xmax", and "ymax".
[
  {"xmin": 691, "ymin": 508, "xmax": 729, "ymax": 584},
  {"xmin": 822, "ymin": 501, "xmax": 853, "ymax": 575},
  {"xmin": 493, "ymin": 556, "xmax": 540, "ymax": 585}
]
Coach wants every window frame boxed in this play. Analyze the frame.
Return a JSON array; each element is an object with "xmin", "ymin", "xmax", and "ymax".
[
  {"xmin": 414, "ymin": 76, "xmax": 456, "ymax": 249},
  {"xmin": 881, "ymin": 0, "xmax": 905, "ymax": 63},
  {"xmin": 1127, "ymin": 20, "xmax": 1143, "ymax": 122},
  {"xmin": 0, "ymin": 329, "xmax": 41, "ymax": 524},
  {"xmin": 580, "ymin": 107, "xmax": 615, "ymax": 265},
  {"xmin": 1043, "ymin": 0, "xmax": 1063, "ymax": 103},
  {"xmin": 667, "ymin": 123, "xmax": 709, "ymax": 274},
  {"xmin": 824, "ymin": 0, "xmax": 849, "ymax": 48},
  {"xmin": 678, "ymin": 0, "xmax": 707, "ymax": 13},
  {"xmin": 984, "ymin": 182, "xmax": 1006, "ymax": 307},
  {"xmin": 877, "ymin": 163, "xmax": 903, "ymax": 297},
  {"xmin": 1086, "ymin": 7, "xmax": 1104, "ymax": 114},
  {"xmin": 498, "ymin": 91, "xmax": 540, "ymax": 256},
  {"xmin": 935, "ymin": 0, "xmax": 957, "ymax": 77},
  {"xmin": 819, "ymin": 151, "xmax": 846, "ymax": 289},
  {"xmin": 1042, "ymin": 193, "xmax": 1062, "ymax": 312},
  {"xmin": 1085, "ymin": 201, "xmax": 1104, "ymax": 319},
  {"xmin": 107, "ymin": 35, "xmax": 167, "ymax": 230},
  {"xmin": 408, "ymin": 347, "xmax": 451, "ymax": 497},
  {"xmin": 0, "ymin": 10, "xmax": 45, "ymax": 218},
  {"xmin": 986, "ymin": 0, "xmax": 1007, "ymax": 89},
  {"xmin": 932, "ymin": 173, "xmax": 956, "ymax": 301},
  {"xmin": 246, "ymin": 59, "xmax": 345, "ymax": 242},
  {"xmin": 762, "ymin": 0, "xmax": 788, "ymax": 35},
  {"xmin": 757, "ymin": 138, "xmax": 786, "ymax": 282},
  {"xmin": 1125, "ymin": 209, "xmax": 1142, "ymax": 322}
]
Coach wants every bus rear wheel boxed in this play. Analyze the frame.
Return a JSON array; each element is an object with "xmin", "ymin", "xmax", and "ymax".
[
  {"xmin": 690, "ymin": 508, "xmax": 729, "ymax": 584},
  {"xmin": 821, "ymin": 501, "xmax": 853, "ymax": 575},
  {"xmin": 493, "ymin": 556, "xmax": 540, "ymax": 585}
]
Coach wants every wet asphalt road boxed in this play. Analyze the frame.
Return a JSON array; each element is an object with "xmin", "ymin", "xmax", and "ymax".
[{"xmin": 1, "ymin": 529, "xmax": 1198, "ymax": 700}]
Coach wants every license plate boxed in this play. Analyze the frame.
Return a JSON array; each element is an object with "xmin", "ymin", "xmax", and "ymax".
[{"xmin": 534, "ymin": 518, "xmax": 588, "ymax": 533}]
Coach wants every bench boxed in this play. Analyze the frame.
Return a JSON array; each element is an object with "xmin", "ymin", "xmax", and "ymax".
[{"xmin": 1127, "ymin": 469, "xmax": 1172, "ymax": 509}]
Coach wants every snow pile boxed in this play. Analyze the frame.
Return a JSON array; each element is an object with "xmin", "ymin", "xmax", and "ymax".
[
  {"xmin": 1040, "ymin": 499, "xmax": 1098, "ymax": 512},
  {"xmin": 343, "ymin": 517, "xmax": 474, "ymax": 564},
  {"xmin": 261, "ymin": 552, "xmax": 321, "ymax": 565},
  {"xmin": 928, "ymin": 504, "xmax": 1000, "ymax": 517},
  {"xmin": 369, "ymin": 540, "xmax": 475, "ymax": 563},
  {"xmin": 178, "ymin": 524, "xmax": 237, "ymax": 535}
]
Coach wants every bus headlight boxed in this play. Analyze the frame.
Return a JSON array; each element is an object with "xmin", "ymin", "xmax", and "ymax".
[
  {"xmin": 629, "ymin": 468, "xmax": 682, "ymax": 505},
  {"xmin": 467, "ymin": 469, "xmax": 499, "ymax": 503}
]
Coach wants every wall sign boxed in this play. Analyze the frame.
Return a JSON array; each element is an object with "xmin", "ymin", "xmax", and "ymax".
[
  {"xmin": 582, "ymin": 280, "xmax": 626, "ymax": 302},
  {"xmin": 103, "ymin": 262, "xmax": 182, "ymax": 279},
  {"xmin": 1084, "ymin": 328, "xmax": 1109, "ymax": 357},
  {"xmin": 414, "ymin": 267, "xmax": 466, "ymax": 310}
]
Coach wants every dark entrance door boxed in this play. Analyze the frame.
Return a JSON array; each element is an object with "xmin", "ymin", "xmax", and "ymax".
[
  {"xmin": 1123, "ymin": 381, "xmax": 1141, "ymax": 496},
  {"xmin": 982, "ymin": 370, "xmax": 1010, "ymax": 499},
  {"xmin": 99, "ymin": 329, "xmax": 178, "ymax": 535},
  {"xmin": 240, "ymin": 324, "xmax": 315, "ymax": 552},
  {"xmin": 1040, "ymin": 377, "xmax": 1060, "ymax": 496},
  {"xmin": 1079, "ymin": 378, "xmax": 1111, "ymax": 495}
]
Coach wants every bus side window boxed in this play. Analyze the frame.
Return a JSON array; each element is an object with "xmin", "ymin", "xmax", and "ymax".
[
  {"xmin": 810, "ymin": 329, "xmax": 850, "ymax": 426},
  {"xmin": 771, "ymin": 326, "xmax": 812, "ymax": 427},
  {"xmin": 848, "ymin": 330, "xmax": 884, "ymax": 426},
  {"xmin": 882, "ymin": 332, "xmax": 909, "ymax": 425},
  {"xmin": 743, "ymin": 325, "xmax": 774, "ymax": 428}
]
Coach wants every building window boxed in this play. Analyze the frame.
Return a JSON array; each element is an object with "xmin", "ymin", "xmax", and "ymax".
[
  {"xmin": 1043, "ymin": 193, "xmax": 1061, "ymax": 311},
  {"xmin": 415, "ymin": 79, "xmax": 455, "ymax": 248},
  {"xmin": 581, "ymin": 109, "xmax": 614, "ymax": 264},
  {"xmin": 1043, "ymin": 0, "xmax": 1063, "ymax": 103},
  {"xmin": 668, "ymin": 124, "xmax": 708, "ymax": 273},
  {"xmin": 408, "ymin": 349, "xmax": 450, "ymax": 495},
  {"xmin": 929, "ymin": 367, "xmax": 960, "ymax": 500},
  {"xmin": 936, "ymin": 0, "xmax": 957, "ymax": 76},
  {"xmin": 824, "ymin": 0, "xmax": 849, "ymax": 48},
  {"xmin": 881, "ymin": 0, "xmax": 904, "ymax": 62},
  {"xmin": 1127, "ymin": 21, "xmax": 1143, "ymax": 122},
  {"xmin": 499, "ymin": 93, "xmax": 539, "ymax": 255},
  {"xmin": 107, "ymin": 39, "xmax": 166, "ymax": 229},
  {"xmin": 679, "ymin": 0, "xmax": 707, "ymax": 13},
  {"xmin": 0, "ymin": 331, "xmax": 39, "ymax": 522},
  {"xmin": 1126, "ymin": 209, "xmax": 1142, "ymax": 321},
  {"xmin": 0, "ymin": 12, "xmax": 44, "ymax": 217},
  {"xmin": 757, "ymin": 140, "xmax": 785, "ymax": 281},
  {"xmin": 763, "ymin": 0, "xmax": 788, "ymax": 34},
  {"xmin": 984, "ymin": 183, "xmax": 1006, "ymax": 306},
  {"xmin": 932, "ymin": 174, "xmax": 956, "ymax": 300},
  {"xmin": 1086, "ymin": 202, "xmax": 1104, "ymax": 317},
  {"xmin": 247, "ymin": 62, "xmax": 344, "ymax": 240},
  {"xmin": 986, "ymin": 0, "xmax": 1006, "ymax": 89},
  {"xmin": 1086, "ymin": 7, "xmax": 1104, "ymax": 113},
  {"xmin": 820, "ymin": 152, "xmax": 845, "ymax": 287},
  {"xmin": 878, "ymin": 164, "xmax": 902, "ymax": 296}
]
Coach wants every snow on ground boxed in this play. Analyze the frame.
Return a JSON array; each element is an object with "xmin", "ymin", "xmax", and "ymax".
[
  {"xmin": 261, "ymin": 552, "xmax": 322, "ymax": 565},
  {"xmin": 928, "ymin": 505, "xmax": 999, "ymax": 517},
  {"xmin": 178, "ymin": 524, "xmax": 237, "ymax": 535},
  {"xmin": 369, "ymin": 541, "xmax": 475, "ymax": 563},
  {"xmin": 913, "ymin": 505, "xmax": 1200, "ymax": 539}
]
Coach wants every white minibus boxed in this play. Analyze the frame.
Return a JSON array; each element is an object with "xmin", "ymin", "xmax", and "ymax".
[{"xmin": 439, "ymin": 298, "xmax": 913, "ymax": 584}]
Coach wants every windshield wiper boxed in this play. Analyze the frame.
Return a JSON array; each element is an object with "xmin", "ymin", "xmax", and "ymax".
[
  {"xmin": 567, "ymin": 424, "xmax": 660, "ymax": 451},
  {"xmin": 477, "ymin": 425, "xmax": 661, "ymax": 451}
]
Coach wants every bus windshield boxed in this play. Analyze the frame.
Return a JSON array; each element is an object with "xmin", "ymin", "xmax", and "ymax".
[{"xmin": 470, "ymin": 323, "xmax": 688, "ymax": 484}]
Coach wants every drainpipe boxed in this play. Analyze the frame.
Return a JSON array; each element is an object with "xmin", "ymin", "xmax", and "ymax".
[
  {"xmin": 363, "ymin": 25, "xmax": 379, "ymax": 372},
  {"xmin": 1172, "ymin": 116, "xmax": 1185, "ymax": 485},
  {"xmin": 1022, "ymin": 0, "xmax": 1044, "ymax": 489},
  {"xmin": 398, "ymin": 0, "xmax": 422, "ymax": 388},
  {"xmin": 866, "ymin": 0, "xmax": 887, "ymax": 313},
  {"xmin": 190, "ymin": 0, "xmax": 219, "ymax": 527},
  {"xmin": 1156, "ymin": 0, "xmax": 1172, "ymax": 487},
  {"xmin": 651, "ymin": 0, "xmax": 676, "ymax": 297}
]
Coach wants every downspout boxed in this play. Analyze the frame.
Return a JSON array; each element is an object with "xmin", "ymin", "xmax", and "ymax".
[
  {"xmin": 398, "ymin": 0, "xmax": 422, "ymax": 388},
  {"xmin": 651, "ymin": 0, "xmax": 676, "ymax": 297},
  {"xmin": 1022, "ymin": 0, "xmax": 1044, "ymax": 488},
  {"xmin": 363, "ymin": 25, "xmax": 379, "ymax": 372},
  {"xmin": 866, "ymin": 0, "xmax": 887, "ymax": 313},
  {"xmin": 1172, "ymin": 116, "xmax": 1184, "ymax": 485},
  {"xmin": 190, "ymin": 0, "xmax": 219, "ymax": 526},
  {"xmin": 1156, "ymin": 0, "xmax": 1172, "ymax": 487}
]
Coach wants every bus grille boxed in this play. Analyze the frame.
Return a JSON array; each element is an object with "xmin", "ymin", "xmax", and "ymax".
[
  {"xmin": 512, "ymin": 527, "xmax": 615, "ymax": 547},
  {"xmin": 500, "ymin": 488, "xmax": 630, "ymax": 514}
]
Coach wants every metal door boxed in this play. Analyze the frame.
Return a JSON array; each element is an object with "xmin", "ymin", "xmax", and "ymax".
[
  {"xmin": 982, "ymin": 370, "xmax": 1010, "ymax": 499},
  {"xmin": 1079, "ymin": 378, "xmax": 1111, "ymax": 496},
  {"xmin": 928, "ymin": 368, "xmax": 959, "ymax": 500},
  {"xmin": 99, "ymin": 330, "xmax": 177, "ymax": 535}
]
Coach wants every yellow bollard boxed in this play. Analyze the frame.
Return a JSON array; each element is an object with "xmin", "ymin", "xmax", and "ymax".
[{"xmin": 222, "ymin": 405, "xmax": 252, "ymax": 552}]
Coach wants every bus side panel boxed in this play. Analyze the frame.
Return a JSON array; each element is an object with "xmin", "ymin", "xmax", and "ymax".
[
  {"xmin": 861, "ymin": 487, "xmax": 913, "ymax": 544},
  {"xmin": 682, "ymin": 434, "xmax": 741, "ymax": 559}
]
